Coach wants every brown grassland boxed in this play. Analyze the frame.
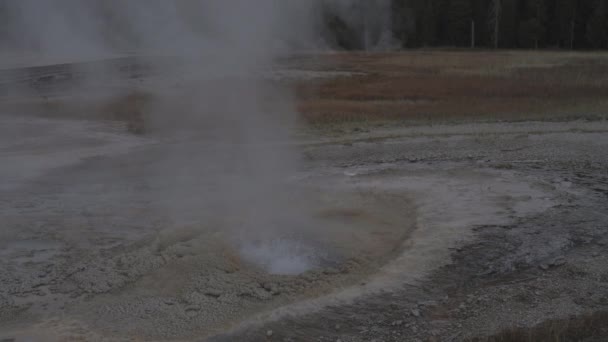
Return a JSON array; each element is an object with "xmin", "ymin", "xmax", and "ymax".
[
  {"xmin": 2, "ymin": 50, "xmax": 607, "ymax": 133},
  {"xmin": 294, "ymin": 50, "xmax": 608, "ymax": 125}
]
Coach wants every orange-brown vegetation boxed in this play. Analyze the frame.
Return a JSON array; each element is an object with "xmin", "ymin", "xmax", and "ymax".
[{"xmin": 295, "ymin": 50, "xmax": 608, "ymax": 124}]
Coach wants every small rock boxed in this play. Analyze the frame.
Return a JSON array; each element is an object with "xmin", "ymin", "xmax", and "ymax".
[
  {"xmin": 411, "ymin": 309, "xmax": 421, "ymax": 317},
  {"xmin": 551, "ymin": 258, "xmax": 567, "ymax": 267},
  {"xmin": 391, "ymin": 320, "xmax": 404, "ymax": 326},
  {"xmin": 539, "ymin": 264, "xmax": 550, "ymax": 271},
  {"xmin": 204, "ymin": 289, "xmax": 223, "ymax": 298},
  {"xmin": 323, "ymin": 267, "xmax": 340, "ymax": 275},
  {"xmin": 266, "ymin": 330, "xmax": 273, "ymax": 337},
  {"xmin": 334, "ymin": 324, "xmax": 341, "ymax": 330},
  {"xmin": 185, "ymin": 306, "xmax": 200, "ymax": 318},
  {"xmin": 418, "ymin": 300, "xmax": 438, "ymax": 307}
]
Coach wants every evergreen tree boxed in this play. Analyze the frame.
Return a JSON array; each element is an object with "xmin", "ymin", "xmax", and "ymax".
[
  {"xmin": 418, "ymin": 0, "xmax": 439, "ymax": 46},
  {"xmin": 488, "ymin": 0, "xmax": 502, "ymax": 48},
  {"xmin": 447, "ymin": 0, "xmax": 473, "ymax": 46},
  {"xmin": 323, "ymin": 0, "xmax": 608, "ymax": 50},
  {"xmin": 587, "ymin": 0, "xmax": 608, "ymax": 48},
  {"xmin": 551, "ymin": 0, "xmax": 578, "ymax": 48},
  {"xmin": 518, "ymin": 0, "xmax": 547, "ymax": 48}
]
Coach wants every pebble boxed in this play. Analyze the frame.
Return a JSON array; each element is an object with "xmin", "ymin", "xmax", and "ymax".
[
  {"xmin": 204, "ymin": 289, "xmax": 223, "ymax": 298},
  {"xmin": 551, "ymin": 258, "xmax": 567, "ymax": 267},
  {"xmin": 411, "ymin": 309, "xmax": 421, "ymax": 317},
  {"xmin": 266, "ymin": 330, "xmax": 273, "ymax": 337}
]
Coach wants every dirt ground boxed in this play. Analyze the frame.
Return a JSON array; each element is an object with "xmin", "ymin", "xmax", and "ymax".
[{"xmin": 1, "ymin": 51, "xmax": 608, "ymax": 341}]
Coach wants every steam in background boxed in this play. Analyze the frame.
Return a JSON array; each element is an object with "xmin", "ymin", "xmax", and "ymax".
[
  {"xmin": 321, "ymin": 0, "xmax": 395, "ymax": 50},
  {"xmin": 0, "ymin": 0, "xmax": 394, "ymax": 65}
]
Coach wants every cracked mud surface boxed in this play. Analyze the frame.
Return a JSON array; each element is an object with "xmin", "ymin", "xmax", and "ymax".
[{"xmin": 1, "ymin": 100, "xmax": 608, "ymax": 340}]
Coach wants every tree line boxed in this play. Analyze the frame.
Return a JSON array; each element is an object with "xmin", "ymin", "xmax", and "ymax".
[{"xmin": 325, "ymin": 0, "xmax": 608, "ymax": 50}]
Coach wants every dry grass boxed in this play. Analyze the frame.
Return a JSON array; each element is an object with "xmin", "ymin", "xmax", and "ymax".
[
  {"xmin": 3, "ymin": 50, "xmax": 607, "ymax": 131},
  {"xmin": 470, "ymin": 311, "xmax": 608, "ymax": 342},
  {"xmin": 294, "ymin": 50, "xmax": 608, "ymax": 124}
]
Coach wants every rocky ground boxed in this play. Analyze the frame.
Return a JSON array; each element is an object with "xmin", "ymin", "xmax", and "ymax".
[
  {"xmin": 1, "ymin": 57, "xmax": 607, "ymax": 341},
  {"xmin": 215, "ymin": 120, "xmax": 608, "ymax": 342}
]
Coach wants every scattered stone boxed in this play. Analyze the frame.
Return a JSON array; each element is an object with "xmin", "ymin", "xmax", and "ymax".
[
  {"xmin": 266, "ymin": 330, "xmax": 273, "ymax": 337},
  {"xmin": 539, "ymin": 264, "xmax": 550, "ymax": 271},
  {"xmin": 334, "ymin": 324, "xmax": 341, "ymax": 330},
  {"xmin": 323, "ymin": 268, "xmax": 340, "ymax": 275},
  {"xmin": 551, "ymin": 258, "xmax": 567, "ymax": 267},
  {"xmin": 204, "ymin": 289, "xmax": 223, "ymax": 298},
  {"xmin": 391, "ymin": 320, "xmax": 404, "ymax": 326},
  {"xmin": 418, "ymin": 300, "xmax": 438, "ymax": 307},
  {"xmin": 185, "ymin": 306, "xmax": 200, "ymax": 318},
  {"xmin": 411, "ymin": 309, "xmax": 421, "ymax": 317}
]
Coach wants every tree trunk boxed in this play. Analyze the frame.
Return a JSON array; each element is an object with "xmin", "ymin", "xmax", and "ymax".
[{"xmin": 471, "ymin": 20, "xmax": 476, "ymax": 48}]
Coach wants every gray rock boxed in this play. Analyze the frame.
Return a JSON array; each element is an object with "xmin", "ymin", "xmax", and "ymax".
[{"xmin": 551, "ymin": 258, "xmax": 567, "ymax": 267}]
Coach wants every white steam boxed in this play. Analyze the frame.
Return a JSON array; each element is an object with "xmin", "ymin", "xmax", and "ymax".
[
  {"xmin": 0, "ymin": 0, "xmax": 392, "ymax": 276},
  {"xmin": 321, "ymin": 0, "xmax": 395, "ymax": 50}
]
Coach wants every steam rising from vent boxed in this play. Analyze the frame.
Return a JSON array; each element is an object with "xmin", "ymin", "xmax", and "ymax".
[
  {"xmin": 320, "ymin": 0, "xmax": 395, "ymax": 50},
  {"xmin": 0, "ymin": 0, "xmax": 393, "ymax": 63},
  {"xmin": 0, "ymin": 1, "xmax": 330, "ymax": 65},
  {"xmin": 0, "ymin": 0, "xmax": 394, "ymax": 275}
]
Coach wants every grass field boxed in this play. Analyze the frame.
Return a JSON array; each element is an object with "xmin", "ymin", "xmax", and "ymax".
[
  {"xmin": 295, "ymin": 50, "xmax": 608, "ymax": 124},
  {"xmin": 3, "ymin": 50, "xmax": 607, "ymax": 132}
]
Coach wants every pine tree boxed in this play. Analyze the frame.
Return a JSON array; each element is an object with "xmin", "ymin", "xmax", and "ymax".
[
  {"xmin": 447, "ymin": 0, "xmax": 473, "ymax": 46},
  {"xmin": 518, "ymin": 0, "xmax": 547, "ymax": 48},
  {"xmin": 587, "ymin": 0, "xmax": 608, "ymax": 48},
  {"xmin": 551, "ymin": 0, "xmax": 578, "ymax": 48},
  {"xmin": 488, "ymin": 0, "xmax": 502, "ymax": 48},
  {"xmin": 420, "ymin": 0, "xmax": 439, "ymax": 46}
]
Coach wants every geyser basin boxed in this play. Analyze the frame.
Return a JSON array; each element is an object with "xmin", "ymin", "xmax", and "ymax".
[{"xmin": 67, "ymin": 186, "xmax": 416, "ymax": 339}]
